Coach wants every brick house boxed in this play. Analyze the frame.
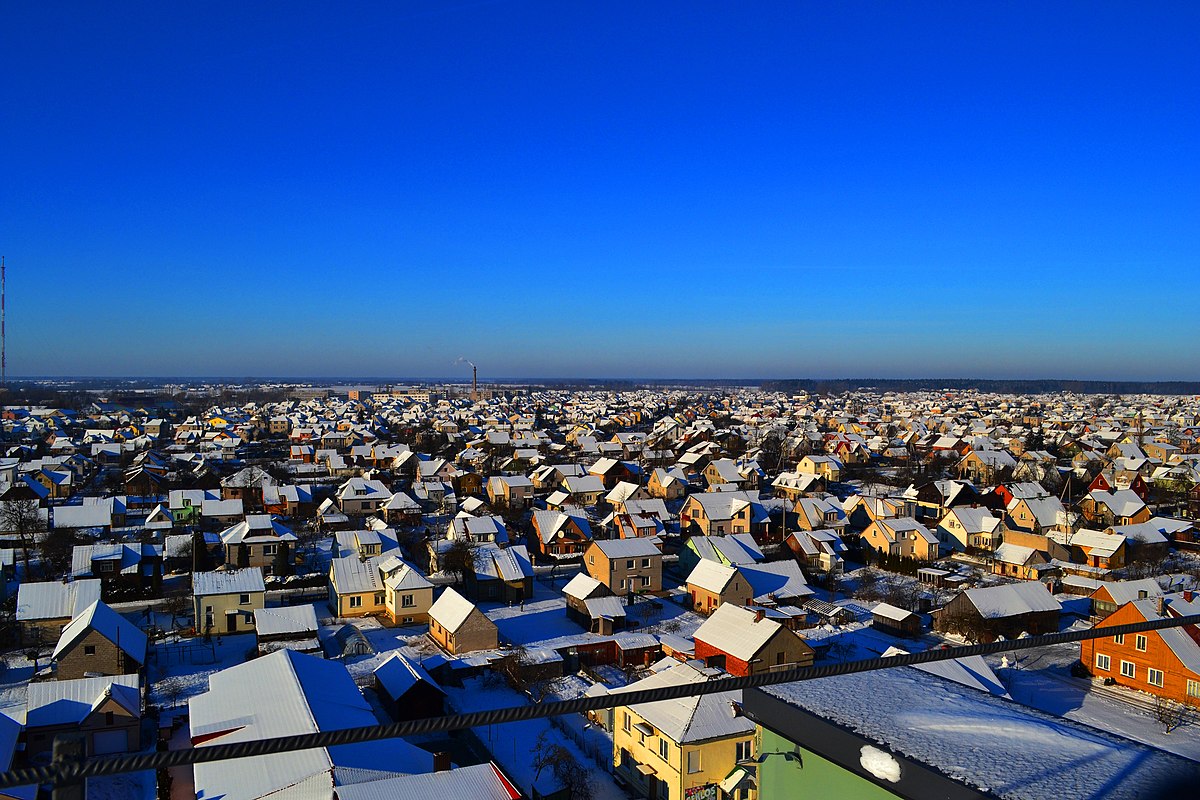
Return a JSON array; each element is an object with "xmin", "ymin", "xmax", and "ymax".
[
  {"xmin": 52, "ymin": 600, "xmax": 148, "ymax": 680},
  {"xmin": 583, "ymin": 539, "xmax": 663, "ymax": 596},
  {"xmin": 428, "ymin": 587, "xmax": 498, "ymax": 654},
  {"xmin": 693, "ymin": 603, "xmax": 814, "ymax": 676}
]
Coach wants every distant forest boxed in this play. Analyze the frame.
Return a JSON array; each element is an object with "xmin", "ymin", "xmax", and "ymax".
[{"xmin": 761, "ymin": 379, "xmax": 1200, "ymax": 395}]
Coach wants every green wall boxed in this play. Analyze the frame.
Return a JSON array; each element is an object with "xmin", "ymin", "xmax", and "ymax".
[{"xmin": 757, "ymin": 727, "xmax": 901, "ymax": 800}]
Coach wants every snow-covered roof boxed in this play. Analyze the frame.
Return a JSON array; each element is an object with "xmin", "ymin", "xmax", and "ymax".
[
  {"xmin": 333, "ymin": 762, "xmax": 521, "ymax": 800},
  {"xmin": 562, "ymin": 572, "xmax": 604, "ymax": 601},
  {"xmin": 253, "ymin": 605, "xmax": 319, "ymax": 638},
  {"xmin": 52, "ymin": 600, "xmax": 148, "ymax": 661},
  {"xmin": 192, "ymin": 568, "xmax": 265, "ymax": 597},
  {"xmin": 738, "ymin": 561, "xmax": 813, "ymax": 604},
  {"xmin": 428, "ymin": 587, "xmax": 478, "ymax": 632},
  {"xmin": 685, "ymin": 559, "xmax": 738, "ymax": 594},
  {"xmin": 26, "ymin": 674, "xmax": 140, "ymax": 727},
  {"xmin": 963, "ymin": 582, "xmax": 1061, "ymax": 619},
  {"xmin": 694, "ymin": 603, "xmax": 788, "ymax": 661},
  {"xmin": 16, "ymin": 579, "xmax": 102, "ymax": 622},
  {"xmin": 374, "ymin": 651, "xmax": 443, "ymax": 699},
  {"xmin": 189, "ymin": 650, "xmax": 432, "ymax": 800},
  {"xmin": 590, "ymin": 538, "xmax": 661, "ymax": 559}
]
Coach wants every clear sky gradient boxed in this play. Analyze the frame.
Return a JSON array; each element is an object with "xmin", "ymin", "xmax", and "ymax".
[{"xmin": 3, "ymin": 2, "xmax": 1197, "ymax": 380}]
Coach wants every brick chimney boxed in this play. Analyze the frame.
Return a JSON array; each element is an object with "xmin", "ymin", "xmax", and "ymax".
[
  {"xmin": 1155, "ymin": 596, "xmax": 1166, "ymax": 616},
  {"xmin": 1185, "ymin": 590, "xmax": 1195, "ymax": 603},
  {"xmin": 754, "ymin": 609, "xmax": 766, "ymax": 623}
]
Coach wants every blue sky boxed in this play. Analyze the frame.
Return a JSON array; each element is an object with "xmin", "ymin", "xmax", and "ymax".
[{"xmin": 3, "ymin": 2, "xmax": 1197, "ymax": 380}]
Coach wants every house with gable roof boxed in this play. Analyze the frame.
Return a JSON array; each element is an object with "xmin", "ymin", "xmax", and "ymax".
[
  {"xmin": 428, "ymin": 587, "xmax": 498, "ymax": 654},
  {"xmin": 24, "ymin": 674, "xmax": 142, "ymax": 759},
  {"xmin": 52, "ymin": 600, "xmax": 147, "ymax": 680},
  {"xmin": 693, "ymin": 603, "xmax": 815, "ymax": 676},
  {"xmin": 189, "ymin": 649, "xmax": 434, "ymax": 800}
]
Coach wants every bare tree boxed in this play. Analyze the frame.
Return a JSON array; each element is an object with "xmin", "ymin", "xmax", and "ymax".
[
  {"xmin": 1152, "ymin": 696, "xmax": 1191, "ymax": 734},
  {"xmin": 530, "ymin": 730, "xmax": 594, "ymax": 800},
  {"xmin": 1, "ymin": 498, "xmax": 44, "ymax": 579},
  {"xmin": 39, "ymin": 527, "xmax": 75, "ymax": 579},
  {"xmin": 158, "ymin": 676, "xmax": 187, "ymax": 710},
  {"xmin": 442, "ymin": 537, "xmax": 480, "ymax": 588}
]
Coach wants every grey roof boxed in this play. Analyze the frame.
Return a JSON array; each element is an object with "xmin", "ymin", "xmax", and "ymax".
[
  {"xmin": 16, "ymin": 579, "xmax": 102, "ymax": 622},
  {"xmin": 193, "ymin": 568, "xmax": 266, "ymax": 596},
  {"xmin": 26, "ymin": 674, "xmax": 140, "ymax": 727}
]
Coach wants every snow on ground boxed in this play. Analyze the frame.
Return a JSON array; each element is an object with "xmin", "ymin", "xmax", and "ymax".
[
  {"xmin": 0, "ymin": 653, "xmax": 37, "ymax": 722},
  {"xmin": 86, "ymin": 770, "xmax": 156, "ymax": 800},
  {"xmin": 446, "ymin": 676, "xmax": 629, "ymax": 800},
  {"xmin": 765, "ymin": 664, "xmax": 1199, "ymax": 800},
  {"xmin": 146, "ymin": 632, "xmax": 257, "ymax": 711},
  {"xmin": 990, "ymin": 640, "xmax": 1200, "ymax": 763}
]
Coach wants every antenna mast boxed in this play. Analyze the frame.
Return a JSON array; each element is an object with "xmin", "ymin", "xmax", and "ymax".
[{"xmin": 2, "ymin": 255, "xmax": 6, "ymax": 389}]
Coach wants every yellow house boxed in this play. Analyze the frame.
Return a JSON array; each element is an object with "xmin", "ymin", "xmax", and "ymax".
[
  {"xmin": 328, "ymin": 553, "xmax": 434, "ymax": 624},
  {"xmin": 612, "ymin": 661, "xmax": 757, "ymax": 800},
  {"xmin": 192, "ymin": 568, "xmax": 266, "ymax": 636}
]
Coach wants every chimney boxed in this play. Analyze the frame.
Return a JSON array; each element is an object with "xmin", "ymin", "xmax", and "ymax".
[
  {"xmin": 1185, "ymin": 590, "xmax": 1195, "ymax": 603},
  {"xmin": 433, "ymin": 752, "xmax": 451, "ymax": 772},
  {"xmin": 1155, "ymin": 596, "xmax": 1166, "ymax": 616},
  {"xmin": 754, "ymin": 609, "xmax": 765, "ymax": 623}
]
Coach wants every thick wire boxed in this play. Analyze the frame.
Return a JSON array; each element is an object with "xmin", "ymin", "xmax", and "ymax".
[{"xmin": 8, "ymin": 611, "xmax": 1199, "ymax": 789}]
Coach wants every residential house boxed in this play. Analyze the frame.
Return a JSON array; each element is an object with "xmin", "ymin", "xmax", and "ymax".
[
  {"xmin": 24, "ymin": 674, "xmax": 141, "ymax": 759},
  {"xmin": 648, "ymin": 467, "xmax": 687, "ymax": 500},
  {"xmin": 685, "ymin": 560, "xmax": 751, "ymax": 615},
  {"xmin": 796, "ymin": 454, "xmax": 843, "ymax": 482},
  {"xmin": 677, "ymin": 533, "xmax": 763, "ymax": 576},
  {"xmin": 338, "ymin": 477, "xmax": 393, "ymax": 517},
  {"xmin": 531, "ymin": 508, "xmax": 593, "ymax": 560},
  {"xmin": 694, "ymin": 603, "xmax": 814, "ymax": 678},
  {"xmin": 374, "ymin": 652, "xmax": 446, "ymax": 722},
  {"xmin": 51, "ymin": 600, "xmax": 147, "ymax": 680},
  {"xmin": 328, "ymin": 552, "xmax": 434, "ymax": 624},
  {"xmin": 486, "ymin": 475, "xmax": 535, "ymax": 510},
  {"xmin": 584, "ymin": 539, "xmax": 663, "ymax": 596},
  {"xmin": 1081, "ymin": 591, "xmax": 1200, "ymax": 706},
  {"xmin": 783, "ymin": 528, "xmax": 846, "ymax": 574},
  {"xmin": 192, "ymin": 568, "xmax": 266, "ymax": 636},
  {"xmin": 1088, "ymin": 578, "xmax": 1163, "ymax": 622},
  {"xmin": 220, "ymin": 514, "xmax": 297, "ymax": 571},
  {"xmin": 16, "ymin": 579, "xmax": 102, "ymax": 643},
  {"xmin": 427, "ymin": 587, "xmax": 498, "ymax": 654},
  {"xmin": 611, "ymin": 661, "xmax": 758, "ymax": 800},
  {"xmin": 860, "ymin": 517, "xmax": 940, "ymax": 560},
  {"xmin": 188, "ymin": 650, "xmax": 433, "ymax": 800},
  {"xmin": 562, "ymin": 572, "xmax": 626, "ymax": 634},
  {"xmin": 69, "ymin": 541, "xmax": 163, "ymax": 597},
  {"xmin": 934, "ymin": 582, "xmax": 1061, "ymax": 642},
  {"xmin": 936, "ymin": 506, "xmax": 1001, "ymax": 551},
  {"xmin": 680, "ymin": 491, "xmax": 769, "ymax": 539},
  {"xmin": 1081, "ymin": 489, "xmax": 1151, "ymax": 527}
]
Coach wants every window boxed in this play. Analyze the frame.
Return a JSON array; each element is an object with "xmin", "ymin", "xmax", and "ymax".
[
  {"xmin": 84, "ymin": 645, "xmax": 96, "ymax": 656},
  {"xmin": 641, "ymin": 576, "xmax": 651, "ymax": 587},
  {"xmin": 736, "ymin": 740, "xmax": 753, "ymax": 762},
  {"xmin": 263, "ymin": 544, "xmax": 278, "ymax": 556},
  {"xmin": 1113, "ymin": 634, "xmax": 1125, "ymax": 645},
  {"xmin": 623, "ymin": 712, "xmax": 631, "ymax": 733},
  {"xmin": 686, "ymin": 749, "xmax": 702, "ymax": 774},
  {"xmin": 374, "ymin": 592, "xmax": 385, "ymax": 605},
  {"xmin": 1120, "ymin": 660, "xmax": 1135, "ymax": 679},
  {"xmin": 1135, "ymin": 635, "xmax": 1148, "ymax": 652},
  {"xmin": 619, "ymin": 579, "xmax": 626, "ymax": 590},
  {"xmin": 1148, "ymin": 669, "xmax": 1164, "ymax": 687},
  {"xmin": 588, "ymin": 555, "xmax": 594, "ymax": 565},
  {"xmin": 401, "ymin": 594, "xmax": 415, "ymax": 608},
  {"xmin": 349, "ymin": 596, "xmax": 363, "ymax": 608},
  {"xmin": 1095, "ymin": 654, "xmax": 1111, "ymax": 671},
  {"xmin": 1187, "ymin": 680, "xmax": 1200, "ymax": 699},
  {"xmin": 105, "ymin": 711, "xmax": 114, "ymax": 726},
  {"xmin": 658, "ymin": 739, "xmax": 669, "ymax": 760},
  {"xmin": 626, "ymin": 560, "xmax": 635, "ymax": 569},
  {"xmin": 97, "ymin": 561, "xmax": 114, "ymax": 573},
  {"xmin": 239, "ymin": 594, "xmax": 250, "ymax": 605},
  {"xmin": 641, "ymin": 558, "xmax": 651, "ymax": 568}
]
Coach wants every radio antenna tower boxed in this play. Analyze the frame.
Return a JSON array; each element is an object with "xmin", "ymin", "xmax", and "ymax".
[{"xmin": 2, "ymin": 255, "xmax": 6, "ymax": 389}]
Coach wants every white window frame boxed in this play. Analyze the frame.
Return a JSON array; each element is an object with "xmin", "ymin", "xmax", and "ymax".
[
  {"xmin": 1135, "ymin": 634, "xmax": 1148, "ymax": 652},
  {"xmin": 349, "ymin": 595, "xmax": 363, "ymax": 609},
  {"xmin": 1187, "ymin": 679, "xmax": 1200, "ymax": 699},
  {"xmin": 686, "ymin": 749, "xmax": 701, "ymax": 774},
  {"xmin": 1095, "ymin": 653, "xmax": 1110, "ymax": 671},
  {"xmin": 1148, "ymin": 668, "xmax": 1164, "ymax": 687},
  {"xmin": 1120, "ymin": 660, "xmax": 1135, "ymax": 679}
]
